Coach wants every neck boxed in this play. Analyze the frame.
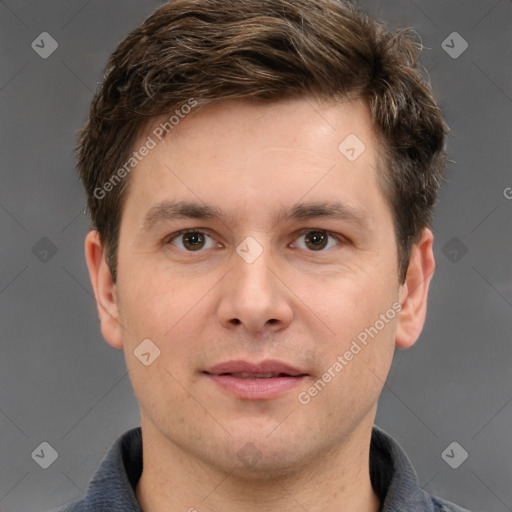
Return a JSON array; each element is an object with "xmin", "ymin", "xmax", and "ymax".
[{"xmin": 135, "ymin": 417, "xmax": 381, "ymax": 512}]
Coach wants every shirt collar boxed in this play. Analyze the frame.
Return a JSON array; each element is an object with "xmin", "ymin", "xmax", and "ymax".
[{"xmin": 369, "ymin": 424, "xmax": 437, "ymax": 511}]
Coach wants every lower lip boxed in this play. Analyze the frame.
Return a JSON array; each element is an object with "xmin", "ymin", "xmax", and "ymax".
[{"xmin": 205, "ymin": 374, "xmax": 307, "ymax": 400}]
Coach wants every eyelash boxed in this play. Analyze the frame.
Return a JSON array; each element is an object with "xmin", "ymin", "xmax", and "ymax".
[{"xmin": 164, "ymin": 228, "xmax": 346, "ymax": 253}]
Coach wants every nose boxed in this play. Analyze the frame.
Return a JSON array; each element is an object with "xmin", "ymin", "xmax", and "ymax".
[{"xmin": 216, "ymin": 241, "xmax": 294, "ymax": 335}]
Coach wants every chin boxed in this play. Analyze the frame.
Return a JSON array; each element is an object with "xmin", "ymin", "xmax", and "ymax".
[
  {"xmin": 206, "ymin": 430, "xmax": 311, "ymax": 479},
  {"xmin": 220, "ymin": 449, "xmax": 309, "ymax": 481}
]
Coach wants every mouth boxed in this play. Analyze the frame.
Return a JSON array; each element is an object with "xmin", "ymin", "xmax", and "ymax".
[
  {"xmin": 203, "ymin": 360, "xmax": 309, "ymax": 400},
  {"xmin": 204, "ymin": 359, "xmax": 308, "ymax": 376},
  {"xmin": 209, "ymin": 372, "xmax": 306, "ymax": 379}
]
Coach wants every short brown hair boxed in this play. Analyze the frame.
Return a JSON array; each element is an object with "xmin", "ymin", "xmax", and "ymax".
[{"xmin": 77, "ymin": 0, "xmax": 448, "ymax": 283}]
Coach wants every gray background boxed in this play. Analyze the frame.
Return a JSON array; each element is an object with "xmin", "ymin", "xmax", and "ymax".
[{"xmin": 1, "ymin": 1, "xmax": 511, "ymax": 511}]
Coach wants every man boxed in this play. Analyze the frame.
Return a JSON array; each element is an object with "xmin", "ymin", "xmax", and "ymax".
[{"xmin": 54, "ymin": 0, "xmax": 472, "ymax": 510}]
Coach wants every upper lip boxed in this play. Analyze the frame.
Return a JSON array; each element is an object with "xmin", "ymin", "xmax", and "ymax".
[{"xmin": 204, "ymin": 359, "xmax": 308, "ymax": 376}]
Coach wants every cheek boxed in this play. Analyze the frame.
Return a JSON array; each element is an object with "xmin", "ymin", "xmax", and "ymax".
[
  {"xmin": 309, "ymin": 272, "xmax": 399, "ymax": 380},
  {"xmin": 313, "ymin": 271, "xmax": 393, "ymax": 328},
  {"xmin": 118, "ymin": 274, "xmax": 204, "ymax": 369},
  {"xmin": 117, "ymin": 265, "xmax": 180, "ymax": 331},
  {"xmin": 313, "ymin": 318, "xmax": 397, "ymax": 413}
]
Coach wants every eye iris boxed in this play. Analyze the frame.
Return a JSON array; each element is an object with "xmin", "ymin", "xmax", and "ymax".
[
  {"xmin": 183, "ymin": 232, "xmax": 205, "ymax": 251},
  {"xmin": 305, "ymin": 231, "xmax": 328, "ymax": 250}
]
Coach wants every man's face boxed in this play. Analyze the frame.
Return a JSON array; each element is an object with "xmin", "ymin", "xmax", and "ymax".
[{"xmin": 100, "ymin": 98, "xmax": 408, "ymax": 475}]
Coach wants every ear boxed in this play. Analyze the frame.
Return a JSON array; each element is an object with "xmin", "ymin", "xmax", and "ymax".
[
  {"xmin": 395, "ymin": 228, "xmax": 436, "ymax": 349},
  {"xmin": 84, "ymin": 230, "xmax": 124, "ymax": 350}
]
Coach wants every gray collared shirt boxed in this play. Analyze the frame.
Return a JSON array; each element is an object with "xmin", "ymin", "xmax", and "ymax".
[{"xmin": 52, "ymin": 425, "xmax": 472, "ymax": 512}]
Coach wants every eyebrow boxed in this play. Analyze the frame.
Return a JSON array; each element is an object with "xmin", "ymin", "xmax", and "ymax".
[{"xmin": 142, "ymin": 200, "xmax": 371, "ymax": 232}]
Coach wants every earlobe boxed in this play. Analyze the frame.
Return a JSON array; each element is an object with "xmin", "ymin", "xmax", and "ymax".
[
  {"xmin": 84, "ymin": 230, "xmax": 124, "ymax": 350},
  {"xmin": 395, "ymin": 228, "xmax": 436, "ymax": 349}
]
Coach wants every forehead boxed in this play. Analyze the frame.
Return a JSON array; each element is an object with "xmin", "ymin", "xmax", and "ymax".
[
  {"xmin": 144, "ymin": 97, "xmax": 377, "ymax": 158},
  {"xmin": 121, "ymin": 97, "xmax": 390, "ymax": 229}
]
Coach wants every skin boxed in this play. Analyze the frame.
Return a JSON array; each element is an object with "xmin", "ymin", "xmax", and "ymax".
[{"xmin": 85, "ymin": 97, "xmax": 435, "ymax": 512}]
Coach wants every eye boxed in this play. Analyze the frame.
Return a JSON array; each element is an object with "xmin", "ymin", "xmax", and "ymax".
[
  {"xmin": 291, "ymin": 229, "xmax": 343, "ymax": 251},
  {"xmin": 166, "ymin": 230, "xmax": 218, "ymax": 252}
]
